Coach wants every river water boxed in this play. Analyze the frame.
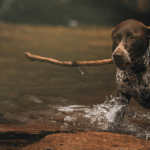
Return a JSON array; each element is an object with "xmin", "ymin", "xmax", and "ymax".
[{"xmin": 0, "ymin": 23, "xmax": 149, "ymax": 140}]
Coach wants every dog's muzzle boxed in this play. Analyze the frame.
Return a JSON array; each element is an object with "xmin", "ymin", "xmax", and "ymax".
[
  {"xmin": 113, "ymin": 50, "xmax": 125, "ymax": 63},
  {"xmin": 112, "ymin": 44, "xmax": 131, "ymax": 70}
]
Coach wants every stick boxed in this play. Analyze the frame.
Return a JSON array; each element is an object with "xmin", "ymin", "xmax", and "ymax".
[{"xmin": 24, "ymin": 52, "xmax": 113, "ymax": 67}]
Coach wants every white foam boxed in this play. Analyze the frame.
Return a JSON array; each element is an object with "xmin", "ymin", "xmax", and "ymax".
[
  {"xmin": 62, "ymin": 96, "xmax": 127, "ymax": 131},
  {"xmin": 58, "ymin": 105, "xmax": 89, "ymax": 113}
]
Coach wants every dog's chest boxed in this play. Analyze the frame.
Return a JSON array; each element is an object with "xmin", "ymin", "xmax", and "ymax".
[{"xmin": 116, "ymin": 68, "xmax": 150, "ymax": 99}]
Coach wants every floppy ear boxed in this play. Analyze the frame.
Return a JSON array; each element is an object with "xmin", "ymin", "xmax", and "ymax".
[
  {"xmin": 146, "ymin": 26, "xmax": 150, "ymax": 38},
  {"xmin": 111, "ymin": 27, "xmax": 116, "ymax": 52}
]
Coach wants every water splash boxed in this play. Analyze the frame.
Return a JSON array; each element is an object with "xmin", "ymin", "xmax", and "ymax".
[
  {"xmin": 62, "ymin": 96, "xmax": 127, "ymax": 132},
  {"xmin": 58, "ymin": 105, "xmax": 88, "ymax": 113},
  {"xmin": 145, "ymin": 128, "xmax": 150, "ymax": 140},
  {"xmin": 58, "ymin": 96, "xmax": 150, "ymax": 139}
]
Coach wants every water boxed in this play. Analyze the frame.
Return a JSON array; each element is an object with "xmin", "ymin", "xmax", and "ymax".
[
  {"xmin": 0, "ymin": 22, "xmax": 116, "ymax": 112},
  {"xmin": 1, "ymin": 96, "xmax": 149, "ymax": 140},
  {"xmin": 0, "ymin": 23, "xmax": 149, "ymax": 140},
  {"xmin": 56, "ymin": 96, "xmax": 150, "ymax": 140}
]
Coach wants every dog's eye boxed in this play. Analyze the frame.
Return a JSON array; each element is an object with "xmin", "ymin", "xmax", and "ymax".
[
  {"xmin": 131, "ymin": 36, "xmax": 135, "ymax": 40},
  {"xmin": 114, "ymin": 37, "xmax": 117, "ymax": 40}
]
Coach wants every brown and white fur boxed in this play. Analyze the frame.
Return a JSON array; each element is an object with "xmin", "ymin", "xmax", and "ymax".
[{"xmin": 112, "ymin": 19, "xmax": 150, "ymax": 109}]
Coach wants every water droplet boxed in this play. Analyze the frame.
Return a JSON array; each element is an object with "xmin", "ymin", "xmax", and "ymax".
[{"xmin": 78, "ymin": 67, "xmax": 84, "ymax": 75}]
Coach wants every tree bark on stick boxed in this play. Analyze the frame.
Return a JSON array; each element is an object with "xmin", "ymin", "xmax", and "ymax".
[{"xmin": 24, "ymin": 52, "xmax": 113, "ymax": 67}]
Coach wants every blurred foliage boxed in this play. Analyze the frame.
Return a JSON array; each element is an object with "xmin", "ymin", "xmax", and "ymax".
[{"xmin": 0, "ymin": 0, "xmax": 150, "ymax": 26}]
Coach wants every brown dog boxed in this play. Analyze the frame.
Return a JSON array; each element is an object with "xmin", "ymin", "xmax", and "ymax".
[{"xmin": 112, "ymin": 19, "xmax": 150, "ymax": 109}]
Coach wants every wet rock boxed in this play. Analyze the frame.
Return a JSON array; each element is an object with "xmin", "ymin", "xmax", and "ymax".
[{"xmin": 21, "ymin": 131, "xmax": 150, "ymax": 150}]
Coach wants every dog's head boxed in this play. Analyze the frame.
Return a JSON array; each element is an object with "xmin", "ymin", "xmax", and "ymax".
[{"xmin": 112, "ymin": 19, "xmax": 150, "ymax": 70}]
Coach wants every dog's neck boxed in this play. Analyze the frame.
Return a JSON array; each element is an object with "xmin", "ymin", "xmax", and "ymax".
[
  {"xmin": 122, "ymin": 46, "xmax": 150, "ymax": 83},
  {"xmin": 130, "ymin": 46, "xmax": 150, "ymax": 74}
]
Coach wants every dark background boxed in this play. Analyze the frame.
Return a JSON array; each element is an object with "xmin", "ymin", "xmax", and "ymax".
[{"xmin": 0, "ymin": 0, "xmax": 150, "ymax": 26}]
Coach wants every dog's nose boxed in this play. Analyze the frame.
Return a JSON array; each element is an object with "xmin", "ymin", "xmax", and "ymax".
[{"xmin": 113, "ymin": 53, "xmax": 123, "ymax": 60}]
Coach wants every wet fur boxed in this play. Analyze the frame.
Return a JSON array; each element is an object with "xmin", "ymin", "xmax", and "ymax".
[
  {"xmin": 116, "ymin": 47, "xmax": 150, "ymax": 109},
  {"xmin": 112, "ymin": 19, "xmax": 150, "ymax": 109}
]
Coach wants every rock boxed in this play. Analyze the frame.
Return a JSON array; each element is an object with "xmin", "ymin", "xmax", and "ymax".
[{"xmin": 21, "ymin": 131, "xmax": 150, "ymax": 150}]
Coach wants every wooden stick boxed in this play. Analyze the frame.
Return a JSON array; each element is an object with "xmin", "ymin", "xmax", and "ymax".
[{"xmin": 24, "ymin": 52, "xmax": 113, "ymax": 67}]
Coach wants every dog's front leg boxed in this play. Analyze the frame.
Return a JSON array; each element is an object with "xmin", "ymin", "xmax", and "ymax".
[{"xmin": 117, "ymin": 91, "xmax": 131, "ymax": 105}]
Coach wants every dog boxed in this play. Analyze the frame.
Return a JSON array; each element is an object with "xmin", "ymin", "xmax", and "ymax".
[{"xmin": 112, "ymin": 19, "xmax": 150, "ymax": 109}]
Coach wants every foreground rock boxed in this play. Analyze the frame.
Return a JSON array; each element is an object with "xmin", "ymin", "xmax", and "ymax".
[
  {"xmin": 0, "ymin": 123, "xmax": 150, "ymax": 150},
  {"xmin": 21, "ymin": 132, "xmax": 150, "ymax": 150}
]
